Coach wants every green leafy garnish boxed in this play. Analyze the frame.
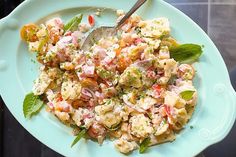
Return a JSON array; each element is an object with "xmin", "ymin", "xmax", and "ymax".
[
  {"xmin": 139, "ymin": 137, "xmax": 151, "ymax": 153},
  {"xmin": 71, "ymin": 129, "xmax": 87, "ymax": 147},
  {"xmin": 170, "ymin": 44, "xmax": 203, "ymax": 63},
  {"xmin": 180, "ymin": 90, "xmax": 195, "ymax": 101},
  {"xmin": 23, "ymin": 92, "xmax": 44, "ymax": 118},
  {"xmin": 64, "ymin": 14, "xmax": 83, "ymax": 32}
]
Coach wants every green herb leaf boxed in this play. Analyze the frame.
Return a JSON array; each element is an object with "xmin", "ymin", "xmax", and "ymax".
[
  {"xmin": 170, "ymin": 44, "xmax": 203, "ymax": 63},
  {"xmin": 64, "ymin": 14, "xmax": 83, "ymax": 32},
  {"xmin": 71, "ymin": 129, "xmax": 87, "ymax": 147},
  {"xmin": 23, "ymin": 92, "xmax": 44, "ymax": 118},
  {"xmin": 180, "ymin": 90, "xmax": 195, "ymax": 101},
  {"xmin": 139, "ymin": 137, "xmax": 151, "ymax": 153}
]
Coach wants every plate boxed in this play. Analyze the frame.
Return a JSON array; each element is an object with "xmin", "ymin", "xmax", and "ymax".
[{"xmin": 0, "ymin": 0, "xmax": 235, "ymax": 156}]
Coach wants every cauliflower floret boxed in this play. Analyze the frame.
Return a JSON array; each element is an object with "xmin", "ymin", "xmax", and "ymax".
[
  {"xmin": 129, "ymin": 114, "xmax": 153, "ymax": 138},
  {"xmin": 119, "ymin": 67, "xmax": 142, "ymax": 88},
  {"xmin": 177, "ymin": 64, "xmax": 195, "ymax": 80},
  {"xmin": 47, "ymin": 67, "xmax": 62, "ymax": 79},
  {"xmin": 95, "ymin": 99, "xmax": 122, "ymax": 128},
  {"xmin": 158, "ymin": 59, "xmax": 178, "ymax": 84},
  {"xmin": 153, "ymin": 117, "xmax": 169, "ymax": 136},
  {"xmin": 95, "ymin": 99, "xmax": 115, "ymax": 115},
  {"xmin": 114, "ymin": 138, "xmax": 138, "ymax": 154},
  {"xmin": 128, "ymin": 45, "xmax": 145, "ymax": 61},
  {"xmin": 72, "ymin": 108, "xmax": 94, "ymax": 129},
  {"xmin": 143, "ymin": 37, "xmax": 161, "ymax": 50},
  {"xmin": 172, "ymin": 108, "xmax": 188, "ymax": 130},
  {"xmin": 46, "ymin": 90, "xmax": 57, "ymax": 102},
  {"xmin": 137, "ymin": 96, "xmax": 157, "ymax": 110},
  {"xmin": 33, "ymin": 71, "xmax": 52, "ymax": 95},
  {"xmin": 139, "ymin": 17, "xmax": 170, "ymax": 38},
  {"xmin": 61, "ymin": 80, "xmax": 81, "ymax": 100},
  {"xmin": 54, "ymin": 111, "xmax": 70, "ymax": 122},
  {"xmin": 99, "ymin": 112, "xmax": 122, "ymax": 128}
]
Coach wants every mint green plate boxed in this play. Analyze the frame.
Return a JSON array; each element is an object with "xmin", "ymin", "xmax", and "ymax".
[{"xmin": 0, "ymin": 0, "xmax": 235, "ymax": 156}]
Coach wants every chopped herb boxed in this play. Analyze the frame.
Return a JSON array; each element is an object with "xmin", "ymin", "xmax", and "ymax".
[
  {"xmin": 163, "ymin": 118, "xmax": 167, "ymax": 124},
  {"xmin": 106, "ymin": 99, "xmax": 112, "ymax": 105},
  {"xmin": 96, "ymin": 67, "xmax": 114, "ymax": 80},
  {"xmin": 190, "ymin": 126, "xmax": 194, "ymax": 129},
  {"xmin": 30, "ymin": 59, "xmax": 36, "ymax": 63},
  {"xmin": 139, "ymin": 137, "xmax": 151, "ymax": 153},
  {"xmin": 135, "ymin": 27, "xmax": 141, "ymax": 34},
  {"xmin": 71, "ymin": 129, "xmax": 87, "ymax": 147},
  {"xmin": 168, "ymin": 75, "xmax": 177, "ymax": 85}
]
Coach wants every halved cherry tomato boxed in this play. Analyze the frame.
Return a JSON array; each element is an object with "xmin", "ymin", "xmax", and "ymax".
[
  {"xmin": 87, "ymin": 122, "xmax": 106, "ymax": 139},
  {"xmin": 117, "ymin": 56, "xmax": 131, "ymax": 73},
  {"xmin": 80, "ymin": 78, "xmax": 99, "ymax": 91},
  {"xmin": 115, "ymin": 47, "xmax": 122, "ymax": 56},
  {"xmin": 88, "ymin": 15, "xmax": 95, "ymax": 27},
  {"xmin": 71, "ymin": 99, "xmax": 87, "ymax": 109},
  {"xmin": 20, "ymin": 23, "xmax": 39, "ymax": 42}
]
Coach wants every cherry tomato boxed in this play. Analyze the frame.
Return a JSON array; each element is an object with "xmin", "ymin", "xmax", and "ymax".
[
  {"xmin": 117, "ymin": 56, "xmax": 131, "ymax": 73},
  {"xmin": 87, "ymin": 122, "xmax": 106, "ymax": 139},
  {"xmin": 80, "ymin": 78, "xmax": 99, "ymax": 91},
  {"xmin": 20, "ymin": 23, "xmax": 39, "ymax": 42}
]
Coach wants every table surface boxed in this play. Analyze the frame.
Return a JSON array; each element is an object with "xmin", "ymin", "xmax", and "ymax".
[{"xmin": 0, "ymin": 0, "xmax": 236, "ymax": 157}]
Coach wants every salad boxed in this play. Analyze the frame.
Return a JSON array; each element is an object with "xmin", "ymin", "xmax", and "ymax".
[{"xmin": 21, "ymin": 10, "xmax": 202, "ymax": 154}]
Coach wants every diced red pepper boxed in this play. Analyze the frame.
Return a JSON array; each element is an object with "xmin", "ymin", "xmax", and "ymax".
[
  {"xmin": 152, "ymin": 84, "xmax": 162, "ymax": 95},
  {"xmin": 164, "ymin": 104, "xmax": 171, "ymax": 117},
  {"xmin": 88, "ymin": 15, "xmax": 95, "ymax": 27}
]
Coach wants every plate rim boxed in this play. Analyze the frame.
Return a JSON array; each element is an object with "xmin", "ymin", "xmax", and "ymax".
[{"xmin": 0, "ymin": 0, "xmax": 235, "ymax": 156}]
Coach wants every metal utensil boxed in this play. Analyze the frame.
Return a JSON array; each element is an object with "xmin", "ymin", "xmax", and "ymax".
[{"xmin": 81, "ymin": 0, "xmax": 147, "ymax": 51}]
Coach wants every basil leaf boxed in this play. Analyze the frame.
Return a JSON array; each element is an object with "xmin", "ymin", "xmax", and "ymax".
[
  {"xmin": 180, "ymin": 90, "xmax": 195, "ymax": 101},
  {"xmin": 23, "ymin": 92, "xmax": 44, "ymax": 118},
  {"xmin": 139, "ymin": 137, "xmax": 151, "ymax": 153},
  {"xmin": 170, "ymin": 44, "xmax": 203, "ymax": 63},
  {"xmin": 64, "ymin": 14, "xmax": 83, "ymax": 32},
  {"xmin": 71, "ymin": 129, "xmax": 87, "ymax": 147}
]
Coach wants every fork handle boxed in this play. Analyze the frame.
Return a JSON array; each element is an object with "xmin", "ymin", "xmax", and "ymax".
[{"xmin": 116, "ymin": 0, "xmax": 147, "ymax": 29}]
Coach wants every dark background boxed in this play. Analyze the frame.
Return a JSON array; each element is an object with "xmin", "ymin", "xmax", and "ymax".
[{"xmin": 0, "ymin": 0, "xmax": 236, "ymax": 157}]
